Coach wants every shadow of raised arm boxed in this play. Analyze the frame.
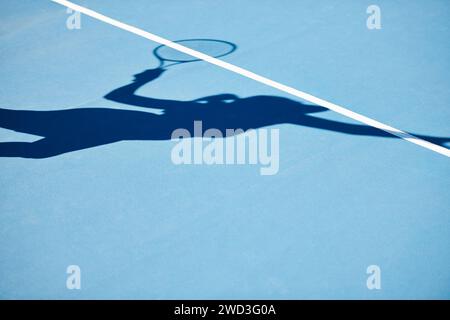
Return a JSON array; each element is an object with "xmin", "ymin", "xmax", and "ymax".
[{"xmin": 104, "ymin": 68, "xmax": 181, "ymax": 109}]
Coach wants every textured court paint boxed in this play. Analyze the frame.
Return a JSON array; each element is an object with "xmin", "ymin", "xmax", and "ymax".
[
  {"xmin": 1, "ymin": 0, "xmax": 449, "ymax": 299},
  {"xmin": 51, "ymin": 0, "xmax": 450, "ymax": 157}
]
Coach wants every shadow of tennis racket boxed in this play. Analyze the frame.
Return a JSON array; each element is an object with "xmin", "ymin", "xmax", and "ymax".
[{"xmin": 153, "ymin": 38, "xmax": 237, "ymax": 69}]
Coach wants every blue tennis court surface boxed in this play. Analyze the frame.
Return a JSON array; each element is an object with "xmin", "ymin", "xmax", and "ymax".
[{"xmin": 0, "ymin": 0, "xmax": 449, "ymax": 299}]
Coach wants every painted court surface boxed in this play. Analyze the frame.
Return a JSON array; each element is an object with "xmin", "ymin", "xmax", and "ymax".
[{"xmin": 0, "ymin": 0, "xmax": 449, "ymax": 298}]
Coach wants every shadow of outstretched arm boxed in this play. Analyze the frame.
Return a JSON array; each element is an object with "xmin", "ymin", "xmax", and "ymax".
[{"xmin": 294, "ymin": 114, "xmax": 450, "ymax": 147}]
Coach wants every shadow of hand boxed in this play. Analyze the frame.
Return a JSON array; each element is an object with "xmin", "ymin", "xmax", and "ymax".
[{"xmin": 133, "ymin": 68, "xmax": 166, "ymax": 83}]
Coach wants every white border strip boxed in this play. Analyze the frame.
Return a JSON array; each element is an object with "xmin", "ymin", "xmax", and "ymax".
[{"xmin": 52, "ymin": 0, "xmax": 450, "ymax": 157}]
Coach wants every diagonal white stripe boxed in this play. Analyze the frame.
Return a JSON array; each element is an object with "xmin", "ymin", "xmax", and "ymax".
[{"xmin": 52, "ymin": 0, "xmax": 450, "ymax": 157}]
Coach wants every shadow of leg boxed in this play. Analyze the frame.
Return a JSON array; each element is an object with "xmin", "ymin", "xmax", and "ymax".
[
  {"xmin": 0, "ymin": 142, "xmax": 36, "ymax": 158},
  {"xmin": 0, "ymin": 139, "xmax": 63, "ymax": 159}
]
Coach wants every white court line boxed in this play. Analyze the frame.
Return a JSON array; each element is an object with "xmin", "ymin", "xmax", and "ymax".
[{"xmin": 52, "ymin": 0, "xmax": 450, "ymax": 157}]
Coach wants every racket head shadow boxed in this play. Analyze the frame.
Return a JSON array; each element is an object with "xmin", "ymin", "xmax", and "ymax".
[{"xmin": 153, "ymin": 38, "xmax": 237, "ymax": 68}]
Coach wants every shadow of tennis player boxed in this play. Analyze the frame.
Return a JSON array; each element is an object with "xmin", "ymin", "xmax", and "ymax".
[{"xmin": 0, "ymin": 67, "xmax": 448, "ymax": 158}]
